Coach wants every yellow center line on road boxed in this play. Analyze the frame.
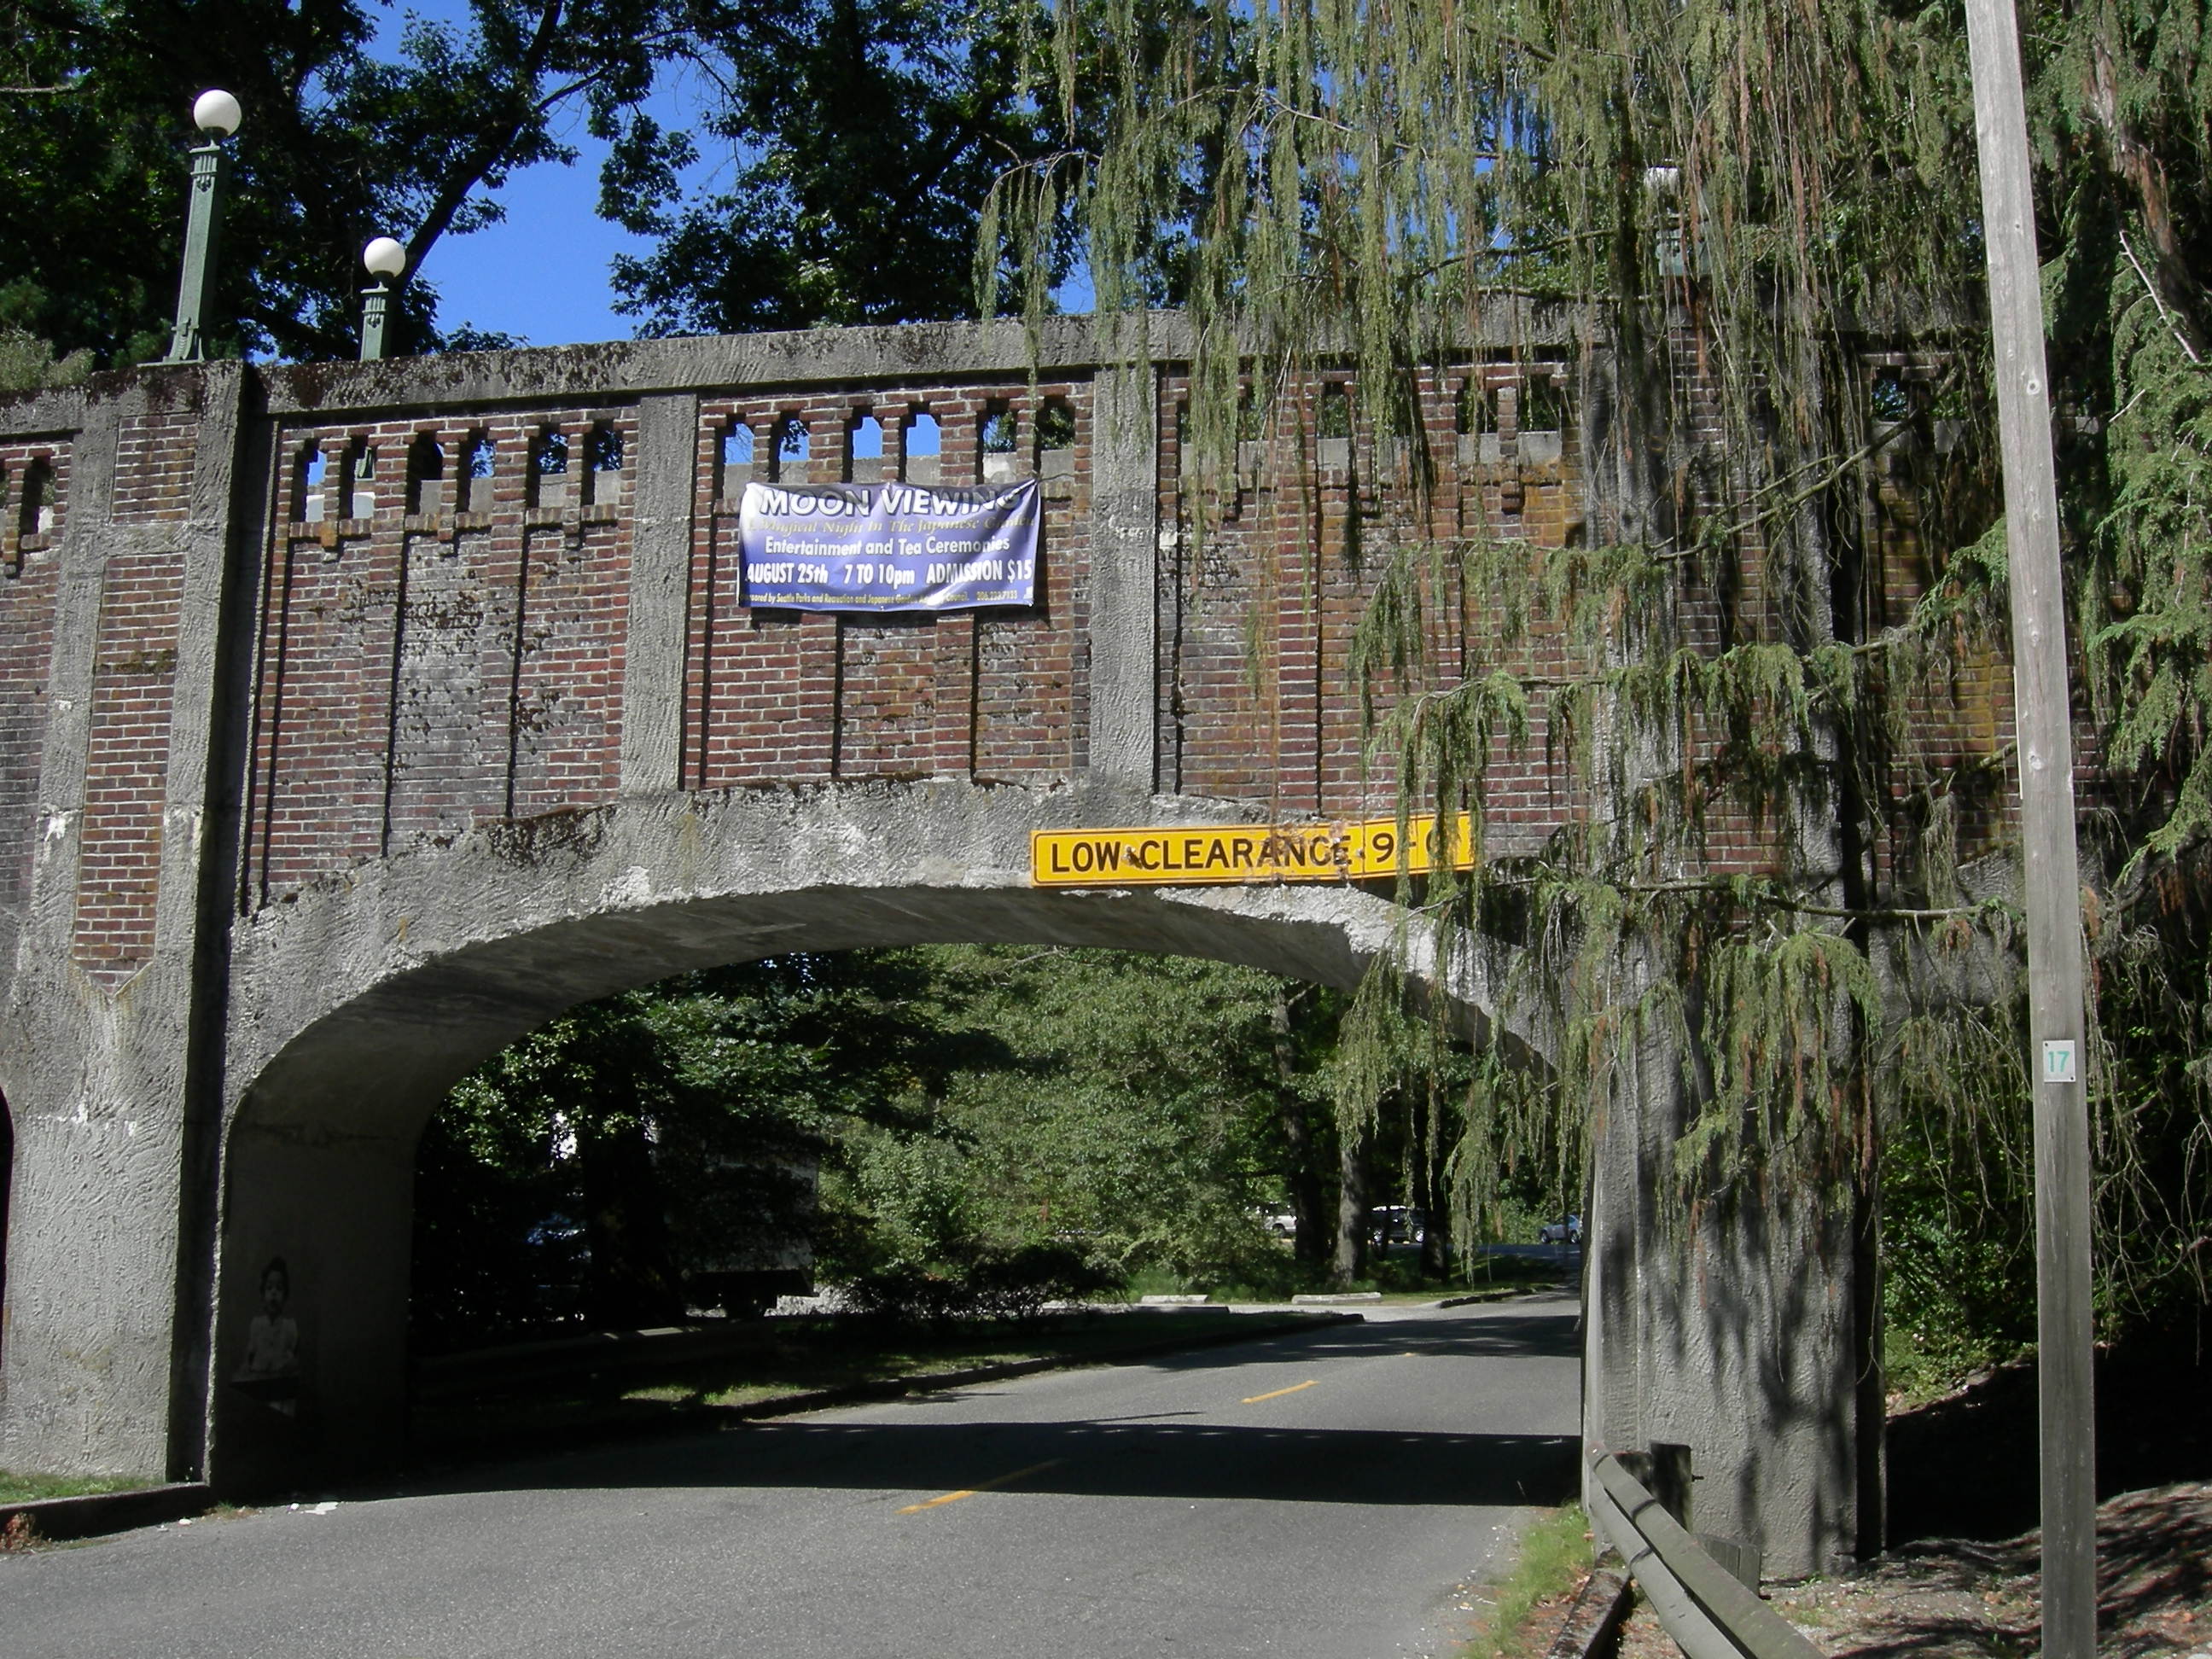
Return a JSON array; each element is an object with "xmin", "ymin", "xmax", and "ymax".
[
  {"xmin": 895, "ymin": 1458, "xmax": 1064, "ymax": 1515},
  {"xmin": 1241, "ymin": 1379, "xmax": 1318, "ymax": 1405}
]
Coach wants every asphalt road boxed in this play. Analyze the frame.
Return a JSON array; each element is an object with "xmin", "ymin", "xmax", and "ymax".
[{"xmin": 5, "ymin": 1295, "xmax": 1581, "ymax": 1659}]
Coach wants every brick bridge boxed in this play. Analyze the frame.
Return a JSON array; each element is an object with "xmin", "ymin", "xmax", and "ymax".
[{"xmin": 0, "ymin": 315, "xmax": 1970, "ymax": 1573}]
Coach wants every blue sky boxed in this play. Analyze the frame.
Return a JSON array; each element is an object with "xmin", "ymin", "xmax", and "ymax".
[
  {"xmin": 420, "ymin": 144, "xmax": 643, "ymax": 347},
  {"xmin": 366, "ymin": 1, "xmax": 1090, "ymax": 346},
  {"xmin": 373, "ymin": 1, "xmax": 707, "ymax": 346}
]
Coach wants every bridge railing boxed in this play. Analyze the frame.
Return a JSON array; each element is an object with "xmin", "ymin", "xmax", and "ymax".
[{"xmin": 1586, "ymin": 1445, "xmax": 1823, "ymax": 1659}]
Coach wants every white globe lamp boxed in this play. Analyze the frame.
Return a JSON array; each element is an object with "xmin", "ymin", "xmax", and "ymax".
[
  {"xmin": 363, "ymin": 237, "xmax": 408, "ymax": 281},
  {"xmin": 193, "ymin": 89, "xmax": 242, "ymax": 137}
]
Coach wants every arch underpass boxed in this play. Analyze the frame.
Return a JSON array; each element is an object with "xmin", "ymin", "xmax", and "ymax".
[
  {"xmin": 0, "ymin": 314, "xmax": 1882, "ymax": 1575},
  {"xmin": 215, "ymin": 778, "xmax": 1515, "ymax": 1487}
]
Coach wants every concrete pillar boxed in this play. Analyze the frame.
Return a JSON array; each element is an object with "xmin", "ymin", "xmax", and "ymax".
[
  {"xmin": 1580, "ymin": 999, "xmax": 1871, "ymax": 1578},
  {"xmin": 1086, "ymin": 361, "xmax": 1159, "ymax": 790},
  {"xmin": 211, "ymin": 1109, "xmax": 417, "ymax": 1492},
  {"xmin": 0, "ymin": 366, "xmax": 253, "ymax": 1481},
  {"xmin": 620, "ymin": 393, "xmax": 698, "ymax": 797}
]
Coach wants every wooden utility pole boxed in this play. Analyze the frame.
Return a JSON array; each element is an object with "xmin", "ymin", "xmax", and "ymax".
[{"xmin": 1961, "ymin": 0, "xmax": 2098, "ymax": 1653}]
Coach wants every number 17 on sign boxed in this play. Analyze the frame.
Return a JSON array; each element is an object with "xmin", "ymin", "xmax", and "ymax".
[{"xmin": 2041, "ymin": 1040, "xmax": 2078, "ymax": 1086}]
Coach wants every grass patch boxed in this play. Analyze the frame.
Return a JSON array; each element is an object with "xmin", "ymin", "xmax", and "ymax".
[
  {"xmin": 0, "ymin": 1470, "xmax": 156, "ymax": 1505},
  {"xmin": 1882, "ymin": 1318, "xmax": 2031, "ymax": 1408},
  {"xmin": 1460, "ymin": 1503, "xmax": 1595, "ymax": 1659},
  {"xmin": 1123, "ymin": 1247, "xmax": 1575, "ymax": 1309},
  {"xmin": 1140, "ymin": 1249, "xmax": 1573, "ymax": 1304}
]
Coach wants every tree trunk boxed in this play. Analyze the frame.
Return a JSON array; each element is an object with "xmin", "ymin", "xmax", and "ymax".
[
  {"xmin": 1334, "ymin": 1126, "xmax": 1370, "ymax": 1285},
  {"xmin": 1272, "ymin": 987, "xmax": 1330, "ymax": 1267},
  {"xmin": 1417, "ymin": 1097, "xmax": 1450, "ymax": 1280}
]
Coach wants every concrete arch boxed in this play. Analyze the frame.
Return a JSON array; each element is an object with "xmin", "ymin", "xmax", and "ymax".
[{"xmin": 210, "ymin": 780, "xmax": 1522, "ymax": 1487}]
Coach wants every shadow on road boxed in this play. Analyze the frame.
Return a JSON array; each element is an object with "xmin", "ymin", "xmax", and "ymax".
[
  {"xmin": 388, "ymin": 1301, "xmax": 1581, "ymax": 1513},
  {"xmin": 409, "ymin": 1417, "xmax": 1579, "ymax": 1511},
  {"xmin": 1144, "ymin": 1306, "xmax": 1580, "ymax": 1368}
]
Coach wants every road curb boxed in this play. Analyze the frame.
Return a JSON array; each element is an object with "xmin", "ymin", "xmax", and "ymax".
[
  {"xmin": 1435, "ymin": 1286, "xmax": 1557, "ymax": 1308},
  {"xmin": 1, "ymin": 1482, "xmax": 212, "ymax": 1544}
]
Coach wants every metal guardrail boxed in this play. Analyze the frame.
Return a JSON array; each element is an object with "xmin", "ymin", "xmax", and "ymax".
[{"xmin": 1586, "ymin": 1446, "xmax": 1824, "ymax": 1659}]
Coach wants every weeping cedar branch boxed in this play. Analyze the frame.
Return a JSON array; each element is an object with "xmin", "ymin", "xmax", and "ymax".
[{"xmin": 986, "ymin": 0, "xmax": 2212, "ymax": 1330}]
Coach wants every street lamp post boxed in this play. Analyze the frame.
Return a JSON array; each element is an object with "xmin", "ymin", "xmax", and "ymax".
[
  {"xmin": 158, "ymin": 90, "xmax": 242, "ymax": 365},
  {"xmin": 359, "ymin": 236, "xmax": 408, "ymax": 362}
]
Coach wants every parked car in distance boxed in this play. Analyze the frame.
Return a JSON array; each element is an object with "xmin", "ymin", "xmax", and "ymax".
[
  {"xmin": 1537, "ymin": 1214, "xmax": 1583, "ymax": 1245},
  {"xmin": 1369, "ymin": 1205, "xmax": 1427, "ymax": 1245},
  {"xmin": 1263, "ymin": 1210, "xmax": 1298, "ymax": 1237}
]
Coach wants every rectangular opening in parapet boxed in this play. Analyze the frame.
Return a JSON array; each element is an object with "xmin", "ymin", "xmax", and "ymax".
[
  {"xmin": 294, "ymin": 444, "xmax": 326, "ymax": 521},
  {"xmin": 771, "ymin": 416, "xmax": 809, "ymax": 483},
  {"xmin": 981, "ymin": 403, "xmax": 1018, "ymax": 482},
  {"xmin": 462, "ymin": 433, "xmax": 496, "ymax": 513},
  {"xmin": 1036, "ymin": 399, "xmax": 1076, "ymax": 479},
  {"xmin": 1317, "ymin": 382, "xmax": 1353, "ymax": 469},
  {"xmin": 847, "ymin": 411, "xmax": 883, "ymax": 483},
  {"xmin": 902, "ymin": 410, "xmax": 940, "ymax": 485},
  {"xmin": 407, "ymin": 434, "xmax": 447, "ymax": 516},
  {"xmin": 1318, "ymin": 383, "xmax": 1353, "ymax": 437},
  {"xmin": 719, "ymin": 423, "xmax": 754, "ymax": 498},
  {"xmin": 585, "ymin": 422, "xmax": 625, "ymax": 507},
  {"xmin": 13, "ymin": 456, "xmax": 55, "ymax": 547},
  {"xmin": 341, "ymin": 439, "xmax": 377, "ymax": 520},
  {"xmin": 530, "ymin": 429, "xmax": 569, "ymax": 509},
  {"xmin": 1519, "ymin": 376, "xmax": 1567, "ymax": 434}
]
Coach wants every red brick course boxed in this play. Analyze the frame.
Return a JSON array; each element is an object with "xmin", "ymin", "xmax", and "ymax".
[
  {"xmin": 242, "ymin": 410, "xmax": 635, "ymax": 905},
  {"xmin": 66, "ymin": 402, "xmax": 207, "ymax": 981},
  {"xmin": 685, "ymin": 381, "xmax": 1088, "ymax": 791}
]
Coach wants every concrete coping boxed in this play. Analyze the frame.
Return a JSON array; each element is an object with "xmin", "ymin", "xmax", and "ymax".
[{"xmin": 0, "ymin": 303, "xmax": 1600, "ymax": 436}]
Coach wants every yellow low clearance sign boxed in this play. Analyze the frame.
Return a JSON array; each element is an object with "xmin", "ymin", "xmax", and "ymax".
[{"xmin": 1032, "ymin": 815, "xmax": 1476, "ymax": 888}]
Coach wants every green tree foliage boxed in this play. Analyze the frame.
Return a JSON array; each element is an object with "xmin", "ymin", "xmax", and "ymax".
[
  {"xmin": 415, "ymin": 946, "xmax": 1536, "ymax": 1336},
  {"xmin": 908, "ymin": 947, "xmax": 1343, "ymax": 1288},
  {"xmin": 415, "ymin": 952, "xmax": 1010, "ymax": 1337},
  {"xmin": 981, "ymin": 0, "xmax": 2212, "ymax": 1361},
  {"xmin": 608, "ymin": 0, "xmax": 1075, "ymax": 334},
  {"xmin": 0, "ymin": 325, "xmax": 90, "ymax": 392},
  {"xmin": 0, "ymin": 0, "xmax": 694, "ymax": 364},
  {"xmin": 0, "ymin": 0, "xmax": 1080, "ymax": 364}
]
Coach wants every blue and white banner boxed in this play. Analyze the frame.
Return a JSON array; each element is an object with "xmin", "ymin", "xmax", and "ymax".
[{"xmin": 738, "ymin": 479, "xmax": 1039, "ymax": 611}]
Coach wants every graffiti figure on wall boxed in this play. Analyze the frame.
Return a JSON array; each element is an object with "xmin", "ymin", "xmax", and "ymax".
[{"xmin": 234, "ymin": 1254, "xmax": 300, "ymax": 1416}]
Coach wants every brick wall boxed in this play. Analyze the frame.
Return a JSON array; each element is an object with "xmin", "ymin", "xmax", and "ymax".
[
  {"xmin": 684, "ymin": 380, "xmax": 1089, "ymax": 791},
  {"xmin": 1159, "ymin": 361, "xmax": 1602, "ymax": 853},
  {"xmin": 70, "ymin": 400, "xmax": 203, "ymax": 984},
  {"xmin": 1155, "ymin": 352, "xmax": 2027, "ymax": 884},
  {"xmin": 1859, "ymin": 352, "xmax": 2020, "ymax": 897},
  {"xmin": 240, "ymin": 378, "xmax": 1097, "ymax": 905},
  {"xmin": 243, "ymin": 409, "xmax": 636, "ymax": 904}
]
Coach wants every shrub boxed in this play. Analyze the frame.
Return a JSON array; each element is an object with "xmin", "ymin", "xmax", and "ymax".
[{"xmin": 841, "ymin": 1243, "xmax": 1126, "ymax": 1328}]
